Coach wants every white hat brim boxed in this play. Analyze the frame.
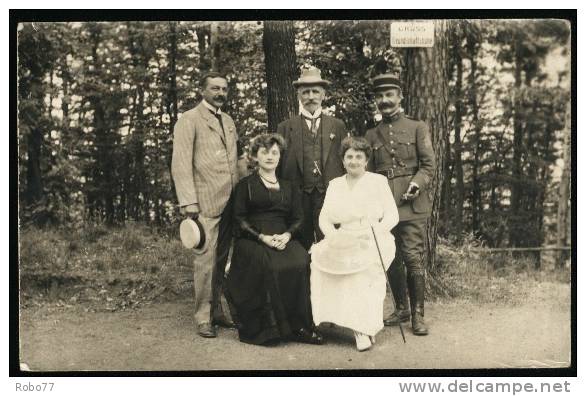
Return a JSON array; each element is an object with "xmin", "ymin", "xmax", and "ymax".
[{"xmin": 180, "ymin": 218, "xmax": 206, "ymax": 251}]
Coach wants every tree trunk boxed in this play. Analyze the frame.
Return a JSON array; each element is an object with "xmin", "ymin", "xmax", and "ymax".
[
  {"xmin": 88, "ymin": 23, "xmax": 115, "ymax": 224},
  {"xmin": 509, "ymin": 33, "xmax": 525, "ymax": 247},
  {"xmin": 466, "ymin": 32, "xmax": 482, "ymax": 239},
  {"xmin": 196, "ymin": 24, "xmax": 211, "ymax": 72},
  {"xmin": 403, "ymin": 20, "xmax": 450, "ymax": 274},
  {"xmin": 210, "ymin": 22, "xmax": 220, "ymax": 71},
  {"xmin": 452, "ymin": 39, "xmax": 465, "ymax": 240},
  {"xmin": 167, "ymin": 21, "xmax": 179, "ymax": 205},
  {"xmin": 263, "ymin": 21, "xmax": 298, "ymax": 132},
  {"xmin": 167, "ymin": 22, "xmax": 179, "ymax": 128},
  {"xmin": 127, "ymin": 22, "xmax": 152, "ymax": 222},
  {"xmin": 25, "ymin": 127, "xmax": 44, "ymax": 206},
  {"xmin": 556, "ymin": 100, "xmax": 571, "ymax": 268}
]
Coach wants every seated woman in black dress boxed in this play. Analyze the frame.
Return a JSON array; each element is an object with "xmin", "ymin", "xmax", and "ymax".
[{"xmin": 226, "ymin": 133, "xmax": 323, "ymax": 346}]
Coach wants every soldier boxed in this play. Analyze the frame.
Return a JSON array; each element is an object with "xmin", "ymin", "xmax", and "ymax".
[{"xmin": 365, "ymin": 73, "xmax": 435, "ymax": 336}]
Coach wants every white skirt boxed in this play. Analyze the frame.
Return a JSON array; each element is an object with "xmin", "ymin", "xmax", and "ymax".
[{"xmin": 310, "ymin": 227, "xmax": 395, "ymax": 336}]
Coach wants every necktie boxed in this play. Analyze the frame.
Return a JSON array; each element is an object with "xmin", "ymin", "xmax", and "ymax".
[
  {"xmin": 213, "ymin": 112, "xmax": 224, "ymax": 133},
  {"xmin": 303, "ymin": 116, "xmax": 319, "ymax": 136}
]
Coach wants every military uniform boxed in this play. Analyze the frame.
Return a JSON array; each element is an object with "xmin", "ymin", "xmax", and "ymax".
[{"xmin": 365, "ymin": 110, "xmax": 435, "ymax": 335}]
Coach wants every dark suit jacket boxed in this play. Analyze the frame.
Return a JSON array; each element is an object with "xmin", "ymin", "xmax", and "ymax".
[{"xmin": 276, "ymin": 114, "xmax": 347, "ymax": 189}]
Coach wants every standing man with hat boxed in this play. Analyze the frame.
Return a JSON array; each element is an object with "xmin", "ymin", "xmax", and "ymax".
[
  {"xmin": 172, "ymin": 71, "xmax": 238, "ymax": 338},
  {"xmin": 365, "ymin": 73, "xmax": 435, "ymax": 336},
  {"xmin": 277, "ymin": 66, "xmax": 348, "ymax": 250}
]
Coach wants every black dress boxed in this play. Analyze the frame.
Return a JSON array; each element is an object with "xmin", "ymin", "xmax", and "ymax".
[{"xmin": 226, "ymin": 173, "xmax": 313, "ymax": 345}]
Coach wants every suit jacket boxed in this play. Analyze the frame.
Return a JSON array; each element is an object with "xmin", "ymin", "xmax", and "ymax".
[
  {"xmin": 365, "ymin": 113, "xmax": 435, "ymax": 221},
  {"xmin": 276, "ymin": 114, "xmax": 347, "ymax": 189},
  {"xmin": 171, "ymin": 102, "xmax": 239, "ymax": 217}
]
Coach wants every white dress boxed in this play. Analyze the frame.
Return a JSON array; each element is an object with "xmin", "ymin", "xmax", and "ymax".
[{"xmin": 310, "ymin": 172, "xmax": 399, "ymax": 336}]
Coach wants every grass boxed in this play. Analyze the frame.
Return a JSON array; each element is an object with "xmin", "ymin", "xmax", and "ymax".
[
  {"xmin": 434, "ymin": 235, "xmax": 571, "ymax": 306},
  {"xmin": 19, "ymin": 225, "xmax": 571, "ymax": 310},
  {"xmin": 19, "ymin": 223, "xmax": 195, "ymax": 310}
]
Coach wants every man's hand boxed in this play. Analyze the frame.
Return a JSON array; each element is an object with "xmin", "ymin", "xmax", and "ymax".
[
  {"xmin": 180, "ymin": 203, "xmax": 200, "ymax": 218},
  {"xmin": 402, "ymin": 182, "xmax": 420, "ymax": 201}
]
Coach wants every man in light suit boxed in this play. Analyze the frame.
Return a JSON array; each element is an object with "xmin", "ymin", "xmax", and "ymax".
[
  {"xmin": 277, "ymin": 67, "xmax": 348, "ymax": 250},
  {"xmin": 172, "ymin": 72, "xmax": 239, "ymax": 338}
]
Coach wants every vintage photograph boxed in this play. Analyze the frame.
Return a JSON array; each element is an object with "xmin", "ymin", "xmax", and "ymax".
[{"xmin": 15, "ymin": 14, "xmax": 574, "ymax": 372}]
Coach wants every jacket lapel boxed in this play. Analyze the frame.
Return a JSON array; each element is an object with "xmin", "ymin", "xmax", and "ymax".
[
  {"xmin": 198, "ymin": 104, "xmax": 226, "ymax": 146},
  {"xmin": 321, "ymin": 115, "xmax": 333, "ymax": 166},
  {"xmin": 292, "ymin": 116, "xmax": 304, "ymax": 173}
]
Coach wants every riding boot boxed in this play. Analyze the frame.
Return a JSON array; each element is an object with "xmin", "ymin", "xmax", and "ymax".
[
  {"xmin": 408, "ymin": 273, "xmax": 428, "ymax": 336},
  {"xmin": 384, "ymin": 262, "xmax": 410, "ymax": 326}
]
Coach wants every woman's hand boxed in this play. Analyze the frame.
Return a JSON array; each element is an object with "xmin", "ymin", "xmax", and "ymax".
[
  {"xmin": 271, "ymin": 232, "xmax": 291, "ymax": 251},
  {"xmin": 259, "ymin": 234, "xmax": 274, "ymax": 248}
]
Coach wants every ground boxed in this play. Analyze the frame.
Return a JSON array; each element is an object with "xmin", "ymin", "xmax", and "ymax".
[{"xmin": 19, "ymin": 281, "xmax": 571, "ymax": 371}]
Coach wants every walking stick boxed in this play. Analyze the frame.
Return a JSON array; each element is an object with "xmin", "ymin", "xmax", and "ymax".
[{"xmin": 370, "ymin": 225, "xmax": 406, "ymax": 343}]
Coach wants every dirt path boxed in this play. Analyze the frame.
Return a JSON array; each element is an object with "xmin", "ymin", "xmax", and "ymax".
[{"xmin": 19, "ymin": 283, "xmax": 571, "ymax": 371}]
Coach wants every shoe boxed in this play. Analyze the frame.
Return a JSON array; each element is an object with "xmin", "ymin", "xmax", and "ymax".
[
  {"xmin": 383, "ymin": 309, "xmax": 410, "ymax": 326},
  {"xmin": 197, "ymin": 322, "xmax": 217, "ymax": 338},
  {"xmin": 291, "ymin": 328, "xmax": 324, "ymax": 345},
  {"xmin": 411, "ymin": 311, "xmax": 428, "ymax": 336},
  {"xmin": 369, "ymin": 335, "xmax": 376, "ymax": 345},
  {"xmin": 212, "ymin": 316, "xmax": 236, "ymax": 329},
  {"xmin": 354, "ymin": 331, "xmax": 372, "ymax": 352}
]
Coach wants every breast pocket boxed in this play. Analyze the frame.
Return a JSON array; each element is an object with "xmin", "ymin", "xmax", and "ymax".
[{"xmin": 395, "ymin": 132, "xmax": 416, "ymax": 159}]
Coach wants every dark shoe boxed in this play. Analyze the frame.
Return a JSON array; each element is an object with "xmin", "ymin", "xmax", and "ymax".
[
  {"xmin": 411, "ymin": 311, "xmax": 428, "ymax": 336},
  {"xmin": 383, "ymin": 309, "xmax": 411, "ymax": 326},
  {"xmin": 197, "ymin": 322, "xmax": 217, "ymax": 338},
  {"xmin": 212, "ymin": 316, "xmax": 236, "ymax": 329},
  {"xmin": 291, "ymin": 328, "xmax": 324, "ymax": 345}
]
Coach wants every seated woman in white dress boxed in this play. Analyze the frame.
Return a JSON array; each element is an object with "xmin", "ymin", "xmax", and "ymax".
[{"xmin": 310, "ymin": 136, "xmax": 399, "ymax": 351}]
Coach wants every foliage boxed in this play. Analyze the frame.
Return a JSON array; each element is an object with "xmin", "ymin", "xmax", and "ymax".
[
  {"xmin": 17, "ymin": 20, "xmax": 571, "ymax": 257},
  {"xmin": 296, "ymin": 20, "xmax": 402, "ymax": 136},
  {"xmin": 441, "ymin": 19, "xmax": 570, "ymax": 252}
]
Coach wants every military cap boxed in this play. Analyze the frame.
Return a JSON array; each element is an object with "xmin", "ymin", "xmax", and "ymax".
[{"xmin": 371, "ymin": 73, "xmax": 402, "ymax": 92}]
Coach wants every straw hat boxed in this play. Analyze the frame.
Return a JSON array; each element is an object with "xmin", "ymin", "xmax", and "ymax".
[
  {"xmin": 292, "ymin": 66, "xmax": 331, "ymax": 87},
  {"xmin": 179, "ymin": 217, "xmax": 208, "ymax": 254},
  {"xmin": 311, "ymin": 230, "xmax": 372, "ymax": 275}
]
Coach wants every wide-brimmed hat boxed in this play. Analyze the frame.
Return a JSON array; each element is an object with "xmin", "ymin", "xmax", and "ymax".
[
  {"xmin": 180, "ymin": 217, "xmax": 208, "ymax": 254},
  {"xmin": 311, "ymin": 230, "xmax": 372, "ymax": 275},
  {"xmin": 292, "ymin": 66, "xmax": 331, "ymax": 88},
  {"xmin": 371, "ymin": 73, "xmax": 402, "ymax": 92}
]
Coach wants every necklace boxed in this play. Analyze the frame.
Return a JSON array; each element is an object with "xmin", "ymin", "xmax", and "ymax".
[{"xmin": 259, "ymin": 173, "xmax": 278, "ymax": 185}]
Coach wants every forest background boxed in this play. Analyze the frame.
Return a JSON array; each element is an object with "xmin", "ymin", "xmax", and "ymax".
[{"xmin": 17, "ymin": 19, "xmax": 573, "ymax": 305}]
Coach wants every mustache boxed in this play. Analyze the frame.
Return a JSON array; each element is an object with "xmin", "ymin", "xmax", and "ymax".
[
  {"xmin": 214, "ymin": 96, "xmax": 226, "ymax": 102},
  {"xmin": 378, "ymin": 103, "xmax": 397, "ymax": 109}
]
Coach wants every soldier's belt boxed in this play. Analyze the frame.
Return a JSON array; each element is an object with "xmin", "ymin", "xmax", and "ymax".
[{"xmin": 377, "ymin": 167, "xmax": 418, "ymax": 179}]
